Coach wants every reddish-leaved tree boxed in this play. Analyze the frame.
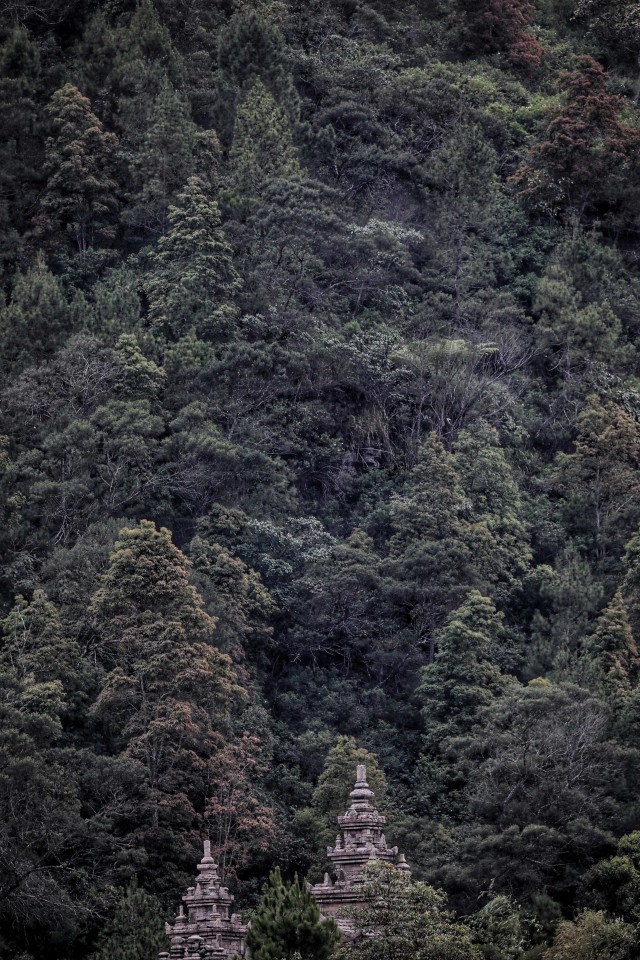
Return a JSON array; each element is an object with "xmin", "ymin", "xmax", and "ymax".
[
  {"xmin": 511, "ymin": 56, "xmax": 640, "ymax": 229},
  {"xmin": 458, "ymin": 0, "xmax": 544, "ymax": 77}
]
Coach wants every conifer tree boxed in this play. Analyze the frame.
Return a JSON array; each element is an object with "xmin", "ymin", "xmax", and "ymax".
[
  {"xmin": 246, "ymin": 866, "xmax": 339, "ymax": 960},
  {"xmin": 0, "ymin": 589, "xmax": 80, "ymax": 695},
  {"xmin": 0, "ymin": 259, "xmax": 80, "ymax": 376},
  {"xmin": 113, "ymin": 333, "xmax": 165, "ymax": 402},
  {"xmin": 125, "ymin": 79, "xmax": 199, "ymax": 241},
  {"xmin": 78, "ymin": 0, "xmax": 185, "ymax": 149},
  {"xmin": 550, "ymin": 398, "xmax": 640, "ymax": 565},
  {"xmin": 90, "ymin": 521, "xmax": 240, "ymax": 833},
  {"xmin": 40, "ymin": 83, "xmax": 119, "ymax": 254},
  {"xmin": 529, "ymin": 541, "xmax": 603, "ymax": 677},
  {"xmin": 0, "ymin": 26, "xmax": 43, "ymax": 279},
  {"xmin": 511, "ymin": 55, "xmax": 640, "ymax": 229},
  {"xmin": 311, "ymin": 736, "xmax": 387, "ymax": 833},
  {"xmin": 218, "ymin": 9, "xmax": 291, "ymax": 97},
  {"xmin": 214, "ymin": 9, "xmax": 296, "ymax": 144},
  {"xmin": 416, "ymin": 591, "xmax": 511, "ymax": 816},
  {"xmin": 622, "ymin": 528, "xmax": 640, "ymax": 637},
  {"xmin": 295, "ymin": 737, "xmax": 390, "ymax": 868},
  {"xmin": 189, "ymin": 529, "xmax": 275, "ymax": 664},
  {"xmin": 419, "ymin": 591, "xmax": 509, "ymax": 747},
  {"xmin": 385, "ymin": 435, "xmax": 525, "ymax": 668},
  {"xmin": 91, "ymin": 267, "xmax": 143, "ymax": 340},
  {"xmin": 89, "ymin": 878, "xmax": 168, "ymax": 960},
  {"xmin": 0, "ymin": 593, "xmax": 99, "ymax": 949},
  {"xmin": 229, "ymin": 79, "xmax": 300, "ymax": 201},
  {"xmin": 582, "ymin": 591, "xmax": 640, "ymax": 700},
  {"xmin": 532, "ymin": 263, "xmax": 634, "ymax": 381},
  {"xmin": 145, "ymin": 176, "xmax": 240, "ymax": 341}
]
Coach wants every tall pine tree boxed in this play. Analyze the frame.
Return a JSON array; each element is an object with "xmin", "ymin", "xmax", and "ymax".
[
  {"xmin": 145, "ymin": 176, "xmax": 240, "ymax": 341},
  {"xmin": 89, "ymin": 522, "xmax": 241, "ymax": 842},
  {"xmin": 40, "ymin": 83, "xmax": 119, "ymax": 255},
  {"xmin": 246, "ymin": 866, "xmax": 339, "ymax": 960},
  {"xmin": 89, "ymin": 878, "xmax": 168, "ymax": 960}
]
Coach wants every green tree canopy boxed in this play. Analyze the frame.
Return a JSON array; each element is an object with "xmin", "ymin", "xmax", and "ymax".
[
  {"xmin": 89, "ymin": 878, "xmax": 168, "ymax": 960},
  {"xmin": 40, "ymin": 83, "xmax": 119, "ymax": 254},
  {"xmin": 245, "ymin": 866, "xmax": 339, "ymax": 960},
  {"xmin": 145, "ymin": 176, "xmax": 241, "ymax": 341},
  {"xmin": 229, "ymin": 79, "xmax": 300, "ymax": 202},
  {"xmin": 337, "ymin": 860, "xmax": 480, "ymax": 960},
  {"xmin": 89, "ymin": 521, "xmax": 240, "ymax": 840}
]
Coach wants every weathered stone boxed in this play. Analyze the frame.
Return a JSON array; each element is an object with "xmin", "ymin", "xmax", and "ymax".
[
  {"xmin": 162, "ymin": 844, "xmax": 247, "ymax": 959},
  {"xmin": 310, "ymin": 765, "xmax": 411, "ymax": 936}
]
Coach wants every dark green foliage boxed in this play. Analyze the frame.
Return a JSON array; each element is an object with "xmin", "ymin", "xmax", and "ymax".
[
  {"xmin": 39, "ymin": 83, "xmax": 120, "ymax": 255},
  {"xmin": 3, "ymin": 3, "xmax": 640, "ymax": 959},
  {"xmin": 246, "ymin": 866, "xmax": 339, "ymax": 960},
  {"xmin": 581, "ymin": 591, "xmax": 640, "ymax": 701},
  {"xmin": 88, "ymin": 878, "xmax": 168, "ymax": 960},
  {"xmin": 582, "ymin": 831, "xmax": 640, "ymax": 923},
  {"xmin": 0, "ymin": 259, "xmax": 86, "ymax": 376},
  {"xmin": 0, "ymin": 26, "xmax": 44, "ymax": 280},
  {"xmin": 89, "ymin": 520, "xmax": 238, "ymax": 842},
  {"xmin": 416, "ymin": 591, "xmax": 511, "ymax": 817},
  {"xmin": 436, "ymin": 680, "xmax": 632, "ymax": 912}
]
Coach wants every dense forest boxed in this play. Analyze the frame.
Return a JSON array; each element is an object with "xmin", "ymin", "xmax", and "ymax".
[{"xmin": 4, "ymin": 0, "xmax": 640, "ymax": 957}]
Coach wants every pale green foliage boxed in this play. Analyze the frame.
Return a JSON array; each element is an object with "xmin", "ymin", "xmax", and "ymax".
[
  {"xmin": 312, "ymin": 735, "xmax": 387, "ymax": 828},
  {"xmin": 145, "ymin": 176, "xmax": 240, "ymax": 340},
  {"xmin": 338, "ymin": 861, "xmax": 480, "ymax": 960},
  {"xmin": 229, "ymin": 79, "xmax": 300, "ymax": 198},
  {"xmin": 113, "ymin": 334, "xmax": 165, "ymax": 401},
  {"xmin": 469, "ymin": 896, "xmax": 525, "ymax": 960},
  {"xmin": 542, "ymin": 910, "xmax": 637, "ymax": 960}
]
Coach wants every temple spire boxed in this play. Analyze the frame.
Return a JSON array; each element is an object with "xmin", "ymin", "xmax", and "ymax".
[
  {"xmin": 162, "ymin": 843, "xmax": 247, "ymax": 958},
  {"xmin": 349, "ymin": 765, "xmax": 374, "ymax": 811},
  {"xmin": 311, "ymin": 764, "xmax": 412, "ymax": 934}
]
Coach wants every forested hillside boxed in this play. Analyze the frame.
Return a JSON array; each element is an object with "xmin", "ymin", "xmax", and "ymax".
[{"xmin": 3, "ymin": 0, "xmax": 640, "ymax": 957}]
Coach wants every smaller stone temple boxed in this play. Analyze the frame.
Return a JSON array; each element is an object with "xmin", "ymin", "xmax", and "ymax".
[
  {"xmin": 310, "ymin": 764, "xmax": 411, "ymax": 933},
  {"xmin": 159, "ymin": 841, "xmax": 248, "ymax": 959}
]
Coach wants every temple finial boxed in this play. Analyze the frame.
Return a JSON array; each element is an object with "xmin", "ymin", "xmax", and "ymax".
[
  {"xmin": 203, "ymin": 839, "xmax": 211, "ymax": 859},
  {"xmin": 350, "ymin": 763, "xmax": 373, "ymax": 809}
]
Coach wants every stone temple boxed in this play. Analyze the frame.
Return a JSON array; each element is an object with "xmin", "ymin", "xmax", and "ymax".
[
  {"xmin": 310, "ymin": 763, "xmax": 411, "ymax": 934},
  {"xmin": 160, "ymin": 765, "xmax": 410, "ymax": 957},
  {"xmin": 159, "ymin": 841, "xmax": 248, "ymax": 959}
]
